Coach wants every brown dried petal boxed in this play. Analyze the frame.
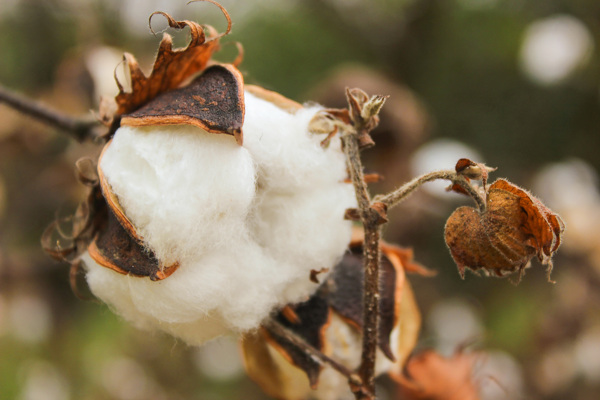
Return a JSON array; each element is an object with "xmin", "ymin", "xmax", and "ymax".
[
  {"xmin": 445, "ymin": 178, "xmax": 564, "ymax": 280},
  {"xmin": 381, "ymin": 242, "xmax": 437, "ymax": 277},
  {"xmin": 490, "ymin": 179, "xmax": 564, "ymax": 259},
  {"xmin": 388, "ymin": 280, "xmax": 421, "ymax": 375},
  {"xmin": 121, "ymin": 64, "xmax": 245, "ymax": 144}
]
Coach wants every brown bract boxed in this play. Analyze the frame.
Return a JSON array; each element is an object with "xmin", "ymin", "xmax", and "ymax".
[
  {"xmin": 115, "ymin": 2, "xmax": 230, "ymax": 116},
  {"xmin": 445, "ymin": 178, "xmax": 565, "ymax": 281},
  {"xmin": 112, "ymin": 2, "xmax": 246, "ymax": 144},
  {"xmin": 121, "ymin": 64, "xmax": 245, "ymax": 144}
]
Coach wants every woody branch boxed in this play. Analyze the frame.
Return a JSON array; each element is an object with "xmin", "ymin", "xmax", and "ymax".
[{"xmin": 0, "ymin": 84, "xmax": 100, "ymax": 142}]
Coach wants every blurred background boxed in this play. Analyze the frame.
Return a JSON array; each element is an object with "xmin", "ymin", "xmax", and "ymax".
[{"xmin": 0, "ymin": 0, "xmax": 599, "ymax": 399}]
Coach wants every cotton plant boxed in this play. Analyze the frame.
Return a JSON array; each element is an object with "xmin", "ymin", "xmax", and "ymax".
[
  {"xmin": 23, "ymin": 2, "xmax": 565, "ymax": 400},
  {"xmin": 40, "ymin": 6, "xmax": 418, "ymax": 398}
]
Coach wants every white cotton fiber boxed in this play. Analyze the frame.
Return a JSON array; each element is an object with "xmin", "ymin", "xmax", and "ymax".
[{"xmin": 83, "ymin": 90, "xmax": 356, "ymax": 345}]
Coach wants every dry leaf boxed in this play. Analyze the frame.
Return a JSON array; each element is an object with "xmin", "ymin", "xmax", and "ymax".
[
  {"xmin": 445, "ymin": 178, "xmax": 565, "ymax": 280},
  {"xmin": 393, "ymin": 350, "xmax": 481, "ymax": 400}
]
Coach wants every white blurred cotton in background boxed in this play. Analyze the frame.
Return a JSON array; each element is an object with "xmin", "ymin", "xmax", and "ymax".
[
  {"xmin": 520, "ymin": 15, "xmax": 594, "ymax": 85},
  {"xmin": 427, "ymin": 298, "xmax": 483, "ymax": 356},
  {"xmin": 18, "ymin": 361, "xmax": 69, "ymax": 400}
]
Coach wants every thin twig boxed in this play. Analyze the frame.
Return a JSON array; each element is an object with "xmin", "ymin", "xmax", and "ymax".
[
  {"xmin": 0, "ymin": 84, "xmax": 99, "ymax": 142},
  {"xmin": 264, "ymin": 318, "xmax": 366, "ymax": 394},
  {"xmin": 375, "ymin": 170, "xmax": 486, "ymax": 211},
  {"xmin": 341, "ymin": 133, "xmax": 381, "ymax": 400}
]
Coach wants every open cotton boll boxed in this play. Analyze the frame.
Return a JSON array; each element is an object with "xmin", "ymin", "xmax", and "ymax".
[{"xmin": 84, "ymin": 89, "xmax": 356, "ymax": 345}]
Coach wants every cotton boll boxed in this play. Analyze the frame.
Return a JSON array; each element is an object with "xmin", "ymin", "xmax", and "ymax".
[
  {"xmin": 99, "ymin": 124, "xmax": 257, "ymax": 265},
  {"xmin": 87, "ymin": 88, "xmax": 355, "ymax": 345}
]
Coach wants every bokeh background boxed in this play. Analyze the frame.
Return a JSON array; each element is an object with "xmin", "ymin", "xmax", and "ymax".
[{"xmin": 1, "ymin": 0, "xmax": 599, "ymax": 399}]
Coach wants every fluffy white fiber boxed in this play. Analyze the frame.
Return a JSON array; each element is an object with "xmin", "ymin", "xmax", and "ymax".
[{"xmin": 83, "ymin": 91, "xmax": 356, "ymax": 345}]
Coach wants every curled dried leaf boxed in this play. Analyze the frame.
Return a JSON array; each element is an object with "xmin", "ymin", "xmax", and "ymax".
[
  {"xmin": 445, "ymin": 178, "xmax": 564, "ymax": 281},
  {"xmin": 75, "ymin": 157, "xmax": 99, "ymax": 186},
  {"xmin": 42, "ymin": 183, "xmax": 106, "ymax": 264}
]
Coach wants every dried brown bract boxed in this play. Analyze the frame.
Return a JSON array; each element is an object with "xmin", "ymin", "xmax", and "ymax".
[
  {"xmin": 445, "ymin": 178, "xmax": 564, "ymax": 281},
  {"xmin": 115, "ymin": 0, "xmax": 230, "ymax": 116},
  {"xmin": 111, "ymin": 1, "xmax": 245, "ymax": 144},
  {"xmin": 309, "ymin": 88, "xmax": 387, "ymax": 149}
]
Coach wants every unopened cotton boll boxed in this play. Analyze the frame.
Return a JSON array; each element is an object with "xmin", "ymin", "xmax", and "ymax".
[{"xmin": 83, "ymin": 90, "xmax": 356, "ymax": 345}]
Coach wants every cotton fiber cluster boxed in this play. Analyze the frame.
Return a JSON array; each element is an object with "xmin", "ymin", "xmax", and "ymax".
[{"xmin": 82, "ymin": 91, "xmax": 356, "ymax": 345}]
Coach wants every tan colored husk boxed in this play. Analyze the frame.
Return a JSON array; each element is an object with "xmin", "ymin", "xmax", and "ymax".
[{"xmin": 245, "ymin": 84, "xmax": 303, "ymax": 114}]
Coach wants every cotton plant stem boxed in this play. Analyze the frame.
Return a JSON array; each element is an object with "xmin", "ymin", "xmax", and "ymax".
[
  {"xmin": 264, "ymin": 318, "xmax": 365, "ymax": 393},
  {"xmin": 375, "ymin": 170, "xmax": 487, "ymax": 212},
  {"xmin": 0, "ymin": 84, "xmax": 99, "ymax": 142},
  {"xmin": 341, "ymin": 133, "xmax": 381, "ymax": 400}
]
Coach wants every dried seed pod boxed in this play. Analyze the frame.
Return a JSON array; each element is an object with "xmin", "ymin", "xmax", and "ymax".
[
  {"xmin": 45, "ymin": 5, "xmax": 356, "ymax": 348},
  {"xmin": 445, "ymin": 178, "xmax": 564, "ymax": 281},
  {"xmin": 242, "ymin": 238, "xmax": 425, "ymax": 400}
]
